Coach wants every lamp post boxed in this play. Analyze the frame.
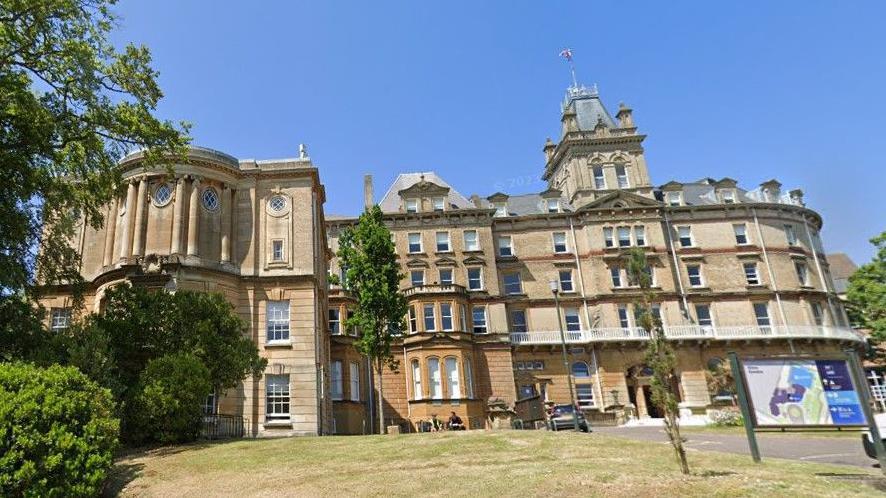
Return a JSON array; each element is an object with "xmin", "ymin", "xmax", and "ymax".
[{"xmin": 550, "ymin": 279, "xmax": 580, "ymax": 432}]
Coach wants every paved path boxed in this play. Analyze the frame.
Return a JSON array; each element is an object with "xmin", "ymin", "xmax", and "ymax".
[{"xmin": 595, "ymin": 426, "xmax": 876, "ymax": 469}]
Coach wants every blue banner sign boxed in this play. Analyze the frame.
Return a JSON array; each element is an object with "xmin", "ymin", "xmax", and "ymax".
[{"xmin": 741, "ymin": 358, "xmax": 867, "ymax": 427}]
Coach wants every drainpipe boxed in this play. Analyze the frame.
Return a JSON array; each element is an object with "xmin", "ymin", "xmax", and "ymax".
[
  {"xmin": 752, "ymin": 208, "xmax": 792, "ymax": 352},
  {"xmin": 662, "ymin": 210, "xmax": 690, "ymax": 320},
  {"xmin": 312, "ymin": 190, "xmax": 324, "ymax": 436},
  {"xmin": 569, "ymin": 215, "xmax": 603, "ymax": 409},
  {"xmin": 803, "ymin": 216, "xmax": 839, "ymax": 326},
  {"xmin": 403, "ymin": 345, "xmax": 411, "ymax": 424}
]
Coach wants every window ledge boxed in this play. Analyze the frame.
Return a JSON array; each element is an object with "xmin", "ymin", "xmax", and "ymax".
[
  {"xmin": 463, "ymin": 249, "xmax": 484, "ymax": 255},
  {"xmin": 266, "ymin": 340, "xmax": 292, "ymax": 348},
  {"xmin": 264, "ymin": 420, "xmax": 292, "ymax": 427},
  {"xmin": 745, "ymin": 284, "xmax": 768, "ymax": 290},
  {"xmin": 434, "ymin": 250, "xmax": 453, "ymax": 255},
  {"xmin": 407, "ymin": 252, "xmax": 427, "ymax": 256},
  {"xmin": 687, "ymin": 286, "xmax": 711, "ymax": 292},
  {"xmin": 799, "ymin": 284, "xmax": 815, "ymax": 290}
]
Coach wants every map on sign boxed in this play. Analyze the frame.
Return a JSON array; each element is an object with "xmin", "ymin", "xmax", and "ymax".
[{"xmin": 741, "ymin": 358, "xmax": 867, "ymax": 427}]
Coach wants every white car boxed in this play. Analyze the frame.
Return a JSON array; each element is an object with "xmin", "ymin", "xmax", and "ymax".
[{"xmin": 862, "ymin": 412, "xmax": 886, "ymax": 459}]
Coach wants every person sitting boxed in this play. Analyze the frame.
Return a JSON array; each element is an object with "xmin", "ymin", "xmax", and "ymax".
[{"xmin": 448, "ymin": 411, "xmax": 465, "ymax": 431}]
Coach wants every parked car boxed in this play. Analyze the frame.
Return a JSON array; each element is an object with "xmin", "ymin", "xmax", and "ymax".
[
  {"xmin": 862, "ymin": 412, "xmax": 886, "ymax": 459},
  {"xmin": 548, "ymin": 404, "xmax": 591, "ymax": 432}
]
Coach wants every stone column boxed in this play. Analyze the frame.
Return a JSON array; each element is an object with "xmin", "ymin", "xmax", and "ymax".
[
  {"xmin": 131, "ymin": 178, "xmax": 148, "ymax": 257},
  {"xmin": 170, "ymin": 177, "xmax": 186, "ymax": 254},
  {"xmin": 220, "ymin": 185, "xmax": 232, "ymax": 263},
  {"xmin": 102, "ymin": 196, "xmax": 118, "ymax": 267},
  {"xmin": 118, "ymin": 181, "xmax": 138, "ymax": 260},
  {"xmin": 186, "ymin": 177, "xmax": 200, "ymax": 256}
]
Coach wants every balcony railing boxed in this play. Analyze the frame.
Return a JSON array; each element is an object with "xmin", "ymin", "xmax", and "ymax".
[
  {"xmin": 510, "ymin": 324, "xmax": 863, "ymax": 346},
  {"xmin": 403, "ymin": 284, "xmax": 468, "ymax": 297}
]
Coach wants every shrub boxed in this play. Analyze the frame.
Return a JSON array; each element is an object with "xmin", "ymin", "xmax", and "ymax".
[
  {"xmin": 128, "ymin": 353, "xmax": 212, "ymax": 445},
  {"xmin": 709, "ymin": 409, "xmax": 744, "ymax": 427},
  {"xmin": 0, "ymin": 362, "xmax": 118, "ymax": 497}
]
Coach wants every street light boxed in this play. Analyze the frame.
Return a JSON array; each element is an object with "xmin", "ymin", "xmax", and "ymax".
[{"xmin": 549, "ymin": 279, "xmax": 580, "ymax": 432}]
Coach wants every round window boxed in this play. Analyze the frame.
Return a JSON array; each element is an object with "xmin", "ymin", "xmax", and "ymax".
[
  {"xmin": 154, "ymin": 183, "xmax": 173, "ymax": 206},
  {"xmin": 202, "ymin": 187, "xmax": 219, "ymax": 211},
  {"xmin": 269, "ymin": 195, "xmax": 287, "ymax": 212}
]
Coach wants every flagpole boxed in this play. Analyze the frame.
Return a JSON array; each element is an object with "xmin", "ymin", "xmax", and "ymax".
[{"xmin": 569, "ymin": 60, "xmax": 578, "ymax": 89}]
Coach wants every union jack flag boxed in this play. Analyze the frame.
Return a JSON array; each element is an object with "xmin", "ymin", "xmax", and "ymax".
[{"xmin": 559, "ymin": 48, "xmax": 573, "ymax": 61}]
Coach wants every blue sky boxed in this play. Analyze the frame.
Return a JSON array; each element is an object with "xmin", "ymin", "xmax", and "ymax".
[{"xmin": 112, "ymin": 1, "xmax": 886, "ymax": 264}]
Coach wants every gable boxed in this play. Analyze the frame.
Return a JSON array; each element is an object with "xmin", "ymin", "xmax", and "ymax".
[{"xmin": 578, "ymin": 190, "xmax": 661, "ymax": 211}]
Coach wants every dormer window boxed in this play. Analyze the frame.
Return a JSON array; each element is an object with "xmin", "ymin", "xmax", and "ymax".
[
  {"xmin": 494, "ymin": 203, "xmax": 508, "ymax": 217},
  {"xmin": 546, "ymin": 199, "xmax": 560, "ymax": 213},
  {"xmin": 405, "ymin": 199, "xmax": 418, "ymax": 213},
  {"xmin": 432, "ymin": 197, "xmax": 445, "ymax": 212},
  {"xmin": 719, "ymin": 189, "xmax": 736, "ymax": 204},
  {"xmin": 665, "ymin": 191, "xmax": 683, "ymax": 207}
]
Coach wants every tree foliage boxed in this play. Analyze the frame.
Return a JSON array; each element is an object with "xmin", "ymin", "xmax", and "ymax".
[
  {"xmin": 847, "ymin": 231, "xmax": 886, "ymax": 343},
  {"xmin": 626, "ymin": 248, "xmax": 690, "ymax": 474},
  {"xmin": 336, "ymin": 206, "xmax": 407, "ymax": 433},
  {"xmin": 62, "ymin": 285, "xmax": 266, "ymax": 443},
  {"xmin": 130, "ymin": 353, "xmax": 212, "ymax": 445},
  {"xmin": 0, "ymin": 362, "xmax": 118, "ymax": 497},
  {"xmin": 0, "ymin": 0, "xmax": 189, "ymax": 296}
]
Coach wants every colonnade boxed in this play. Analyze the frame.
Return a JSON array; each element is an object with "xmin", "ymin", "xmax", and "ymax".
[{"xmin": 102, "ymin": 175, "xmax": 236, "ymax": 266}]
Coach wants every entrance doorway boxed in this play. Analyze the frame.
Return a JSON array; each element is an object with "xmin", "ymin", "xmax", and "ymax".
[{"xmin": 625, "ymin": 364, "xmax": 679, "ymax": 419}]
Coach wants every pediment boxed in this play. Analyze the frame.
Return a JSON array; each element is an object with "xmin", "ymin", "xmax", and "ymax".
[
  {"xmin": 579, "ymin": 190, "xmax": 662, "ymax": 211},
  {"xmin": 405, "ymin": 258, "xmax": 429, "ymax": 268},
  {"xmin": 487, "ymin": 192, "xmax": 509, "ymax": 202},
  {"xmin": 715, "ymin": 177, "xmax": 738, "ymax": 188},
  {"xmin": 434, "ymin": 256, "xmax": 458, "ymax": 267},
  {"xmin": 462, "ymin": 255, "xmax": 486, "ymax": 266},
  {"xmin": 398, "ymin": 178, "xmax": 450, "ymax": 197},
  {"xmin": 660, "ymin": 181, "xmax": 683, "ymax": 191},
  {"xmin": 539, "ymin": 187, "xmax": 562, "ymax": 199}
]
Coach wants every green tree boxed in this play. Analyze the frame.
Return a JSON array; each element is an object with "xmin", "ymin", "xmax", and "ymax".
[
  {"xmin": 63, "ymin": 285, "xmax": 266, "ymax": 443},
  {"xmin": 847, "ymin": 232, "xmax": 886, "ymax": 350},
  {"xmin": 0, "ymin": 0, "xmax": 189, "ymax": 298},
  {"xmin": 336, "ymin": 206, "xmax": 407, "ymax": 434},
  {"xmin": 0, "ymin": 362, "xmax": 118, "ymax": 497},
  {"xmin": 626, "ymin": 248, "xmax": 690, "ymax": 474},
  {"xmin": 131, "ymin": 353, "xmax": 212, "ymax": 445}
]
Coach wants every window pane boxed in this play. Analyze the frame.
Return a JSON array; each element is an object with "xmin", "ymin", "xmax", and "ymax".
[
  {"xmin": 411, "ymin": 360, "xmax": 422, "ymax": 400},
  {"xmin": 576, "ymin": 384, "xmax": 595, "ymax": 408},
  {"xmin": 267, "ymin": 301, "xmax": 290, "ymax": 342},
  {"xmin": 572, "ymin": 362, "xmax": 591, "ymax": 378},
  {"xmin": 618, "ymin": 226, "xmax": 631, "ymax": 247},
  {"xmin": 610, "ymin": 267, "xmax": 621, "ymax": 287},
  {"xmin": 753, "ymin": 303, "xmax": 770, "ymax": 327},
  {"xmin": 504, "ymin": 273, "xmax": 522, "ymax": 294},
  {"xmin": 439, "ymin": 269, "xmax": 453, "ymax": 285},
  {"xmin": 618, "ymin": 305, "xmax": 630, "ymax": 328},
  {"xmin": 266, "ymin": 374, "xmax": 290, "ymax": 420},
  {"xmin": 441, "ymin": 303, "xmax": 453, "ymax": 330},
  {"xmin": 331, "ymin": 361, "xmax": 343, "ymax": 400},
  {"xmin": 463, "ymin": 230, "xmax": 479, "ymax": 251},
  {"xmin": 616, "ymin": 165, "xmax": 629, "ymax": 188},
  {"xmin": 464, "ymin": 360, "xmax": 474, "ymax": 398},
  {"xmin": 408, "ymin": 233, "xmax": 421, "ymax": 252},
  {"xmin": 553, "ymin": 232, "xmax": 568, "ymax": 253},
  {"xmin": 733, "ymin": 224, "xmax": 748, "ymax": 244},
  {"xmin": 467, "ymin": 268, "xmax": 482, "ymax": 290},
  {"xmin": 498, "ymin": 236, "xmax": 513, "ymax": 256},
  {"xmin": 350, "ymin": 362, "xmax": 360, "ymax": 401},
  {"xmin": 328, "ymin": 309, "xmax": 340, "ymax": 334},
  {"xmin": 744, "ymin": 263, "xmax": 759, "ymax": 285},
  {"xmin": 565, "ymin": 308, "xmax": 581, "ymax": 331},
  {"xmin": 428, "ymin": 358, "xmax": 442, "ymax": 399},
  {"xmin": 472, "ymin": 306, "xmax": 487, "ymax": 333},
  {"xmin": 695, "ymin": 304, "xmax": 712, "ymax": 326},
  {"xmin": 436, "ymin": 232, "xmax": 450, "ymax": 252},
  {"xmin": 634, "ymin": 226, "xmax": 645, "ymax": 246},
  {"xmin": 559, "ymin": 270, "xmax": 573, "ymax": 292},
  {"xmin": 678, "ymin": 226, "xmax": 692, "ymax": 247},
  {"xmin": 411, "ymin": 270, "xmax": 424, "ymax": 287},
  {"xmin": 445, "ymin": 357, "xmax": 460, "ymax": 399},
  {"xmin": 423, "ymin": 304, "xmax": 436, "ymax": 331},
  {"xmin": 603, "ymin": 227, "xmax": 614, "ymax": 247},
  {"xmin": 510, "ymin": 310, "xmax": 527, "ymax": 333}
]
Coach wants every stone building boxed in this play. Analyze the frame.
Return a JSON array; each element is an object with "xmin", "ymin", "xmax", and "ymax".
[
  {"xmin": 41, "ymin": 83, "xmax": 862, "ymax": 436},
  {"xmin": 40, "ymin": 146, "xmax": 333, "ymax": 437},
  {"xmin": 327, "ymin": 84, "xmax": 861, "ymax": 432}
]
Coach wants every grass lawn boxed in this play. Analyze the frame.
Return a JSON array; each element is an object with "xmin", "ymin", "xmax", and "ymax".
[{"xmin": 107, "ymin": 430, "xmax": 885, "ymax": 497}]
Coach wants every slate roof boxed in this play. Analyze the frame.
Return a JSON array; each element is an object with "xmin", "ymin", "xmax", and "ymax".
[
  {"xmin": 476, "ymin": 193, "xmax": 574, "ymax": 216},
  {"xmin": 654, "ymin": 177, "xmax": 803, "ymax": 207},
  {"xmin": 377, "ymin": 172, "xmax": 475, "ymax": 213},
  {"xmin": 563, "ymin": 85, "xmax": 617, "ymax": 132}
]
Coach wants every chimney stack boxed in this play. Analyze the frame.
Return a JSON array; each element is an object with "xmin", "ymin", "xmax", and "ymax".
[{"xmin": 363, "ymin": 174, "xmax": 374, "ymax": 209}]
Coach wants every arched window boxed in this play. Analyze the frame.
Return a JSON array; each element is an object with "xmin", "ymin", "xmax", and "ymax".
[
  {"xmin": 445, "ymin": 357, "xmax": 461, "ymax": 399},
  {"xmin": 464, "ymin": 358, "xmax": 474, "ymax": 398},
  {"xmin": 411, "ymin": 359, "xmax": 422, "ymax": 400},
  {"xmin": 572, "ymin": 361, "xmax": 591, "ymax": 378},
  {"xmin": 428, "ymin": 357, "xmax": 442, "ymax": 400}
]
